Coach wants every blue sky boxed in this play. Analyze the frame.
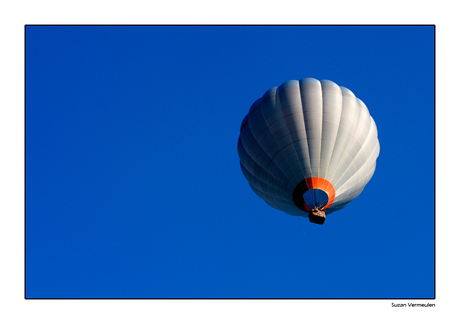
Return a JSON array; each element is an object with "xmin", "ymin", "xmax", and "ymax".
[{"xmin": 25, "ymin": 25, "xmax": 434, "ymax": 298}]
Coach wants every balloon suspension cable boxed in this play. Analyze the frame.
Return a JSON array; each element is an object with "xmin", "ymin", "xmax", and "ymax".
[{"xmin": 309, "ymin": 206, "xmax": 326, "ymax": 225}]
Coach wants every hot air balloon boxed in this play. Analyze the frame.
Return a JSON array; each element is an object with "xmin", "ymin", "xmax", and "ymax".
[{"xmin": 237, "ymin": 78, "xmax": 379, "ymax": 224}]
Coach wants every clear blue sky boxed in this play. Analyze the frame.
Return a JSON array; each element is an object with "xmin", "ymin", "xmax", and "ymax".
[{"xmin": 25, "ymin": 25, "xmax": 434, "ymax": 298}]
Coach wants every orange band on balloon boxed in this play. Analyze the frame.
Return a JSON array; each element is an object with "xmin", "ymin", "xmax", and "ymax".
[
  {"xmin": 305, "ymin": 177, "xmax": 336, "ymax": 210},
  {"xmin": 292, "ymin": 177, "xmax": 336, "ymax": 212}
]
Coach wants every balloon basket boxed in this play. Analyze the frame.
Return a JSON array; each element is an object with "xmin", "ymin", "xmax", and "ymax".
[{"xmin": 309, "ymin": 210, "xmax": 326, "ymax": 225}]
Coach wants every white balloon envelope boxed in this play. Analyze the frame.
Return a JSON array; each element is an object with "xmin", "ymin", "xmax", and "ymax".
[{"xmin": 237, "ymin": 78, "xmax": 380, "ymax": 224}]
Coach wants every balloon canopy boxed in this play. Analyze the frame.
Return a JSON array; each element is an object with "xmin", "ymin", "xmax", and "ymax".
[{"xmin": 237, "ymin": 78, "xmax": 380, "ymax": 224}]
